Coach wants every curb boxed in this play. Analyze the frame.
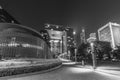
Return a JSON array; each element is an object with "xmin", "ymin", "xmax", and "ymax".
[
  {"xmin": 0, "ymin": 60, "xmax": 62, "ymax": 77},
  {"xmin": 95, "ymin": 69, "xmax": 120, "ymax": 77},
  {"xmin": 34, "ymin": 64, "xmax": 62, "ymax": 74},
  {"xmin": 0, "ymin": 63, "xmax": 62, "ymax": 79},
  {"xmin": 81, "ymin": 65, "xmax": 120, "ymax": 77}
]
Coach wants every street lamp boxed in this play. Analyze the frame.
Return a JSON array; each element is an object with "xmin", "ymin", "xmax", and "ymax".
[
  {"xmin": 90, "ymin": 42, "xmax": 96, "ymax": 70},
  {"xmin": 73, "ymin": 31, "xmax": 76, "ymax": 35},
  {"xmin": 73, "ymin": 31, "xmax": 77, "ymax": 62}
]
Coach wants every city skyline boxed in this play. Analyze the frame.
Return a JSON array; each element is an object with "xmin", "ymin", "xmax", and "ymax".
[{"xmin": 0, "ymin": 0, "xmax": 120, "ymax": 43}]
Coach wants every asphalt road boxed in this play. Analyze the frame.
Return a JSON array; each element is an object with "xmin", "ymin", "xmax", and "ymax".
[{"xmin": 1, "ymin": 63, "xmax": 120, "ymax": 80}]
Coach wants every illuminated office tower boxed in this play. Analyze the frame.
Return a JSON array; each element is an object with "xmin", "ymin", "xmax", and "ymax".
[
  {"xmin": 43, "ymin": 24, "xmax": 67, "ymax": 55},
  {"xmin": 98, "ymin": 22, "xmax": 120, "ymax": 49},
  {"xmin": 41, "ymin": 24, "xmax": 75, "ymax": 56}
]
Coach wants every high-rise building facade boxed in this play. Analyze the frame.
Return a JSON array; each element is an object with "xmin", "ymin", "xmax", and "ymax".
[
  {"xmin": 41, "ymin": 24, "xmax": 75, "ymax": 56},
  {"xmin": 43, "ymin": 24, "xmax": 67, "ymax": 55},
  {"xmin": 98, "ymin": 22, "xmax": 120, "ymax": 49}
]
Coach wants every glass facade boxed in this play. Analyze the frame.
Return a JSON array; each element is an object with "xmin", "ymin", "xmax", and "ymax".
[
  {"xmin": 99, "ymin": 26, "xmax": 112, "ymax": 42},
  {"xmin": 112, "ymin": 25, "xmax": 120, "ymax": 47},
  {"xmin": 0, "ymin": 23, "xmax": 52, "ymax": 59},
  {"xmin": 98, "ymin": 22, "xmax": 120, "ymax": 48}
]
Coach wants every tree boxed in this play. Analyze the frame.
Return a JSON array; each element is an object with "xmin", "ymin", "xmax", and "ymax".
[
  {"xmin": 111, "ymin": 46, "xmax": 120, "ymax": 61},
  {"xmin": 94, "ymin": 41, "xmax": 112, "ymax": 60},
  {"xmin": 77, "ymin": 43, "xmax": 89, "ymax": 62},
  {"xmin": 69, "ymin": 47, "xmax": 75, "ymax": 60}
]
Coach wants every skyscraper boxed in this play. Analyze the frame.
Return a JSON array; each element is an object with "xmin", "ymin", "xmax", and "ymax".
[
  {"xmin": 42, "ymin": 24, "xmax": 67, "ymax": 55},
  {"xmin": 98, "ymin": 22, "xmax": 120, "ymax": 49},
  {"xmin": 41, "ymin": 24, "xmax": 75, "ymax": 56}
]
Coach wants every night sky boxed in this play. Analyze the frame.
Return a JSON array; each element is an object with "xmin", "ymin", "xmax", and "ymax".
[{"xmin": 0, "ymin": 0, "xmax": 120, "ymax": 44}]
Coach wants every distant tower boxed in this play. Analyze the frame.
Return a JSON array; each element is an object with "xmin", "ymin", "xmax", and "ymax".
[{"xmin": 80, "ymin": 27, "xmax": 86, "ymax": 44}]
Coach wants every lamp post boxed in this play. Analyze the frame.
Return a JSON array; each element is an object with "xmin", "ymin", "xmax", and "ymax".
[
  {"xmin": 73, "ymin": 31, "xmax": 77, "ymax": 62},
  {"xmin": 90, "ymin": 42, "xmax": 96, "ymax": 70}
]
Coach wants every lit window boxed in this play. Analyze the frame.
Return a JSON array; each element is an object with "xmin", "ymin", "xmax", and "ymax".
[
  {"xmin": 8, "ymin": 43, "xmax": 20, "ymax": 47},
  {"xmin": 56, "ymin": 26, "xmax": 59, "ymax": 28},
  {"xmin": 22, "ymin": 44, "xmax": 30, "ymax": 47},
  {"xmin": 67, "ymin": 36, "xmax": 70, "ymax": 38},
  {"xmin": 0, "ymin": 43, "xmax": 7, "ymax": 47}
]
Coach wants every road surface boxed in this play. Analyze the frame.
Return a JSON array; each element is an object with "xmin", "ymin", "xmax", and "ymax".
[{"xmin": 1, "ymin": 62, "xmax": 120, "ymax": 80}]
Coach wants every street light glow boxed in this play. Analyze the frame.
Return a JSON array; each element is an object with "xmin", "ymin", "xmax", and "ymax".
[
  {"xmin": 90, "ymin": 42, "xmax": 94, "ymax": 46},
  {"xmin": 73, "ymin": 31, "xmax": 76, "ymax": 35},
  {"xmin": 68, "ymin": 67, "xmax": 92, "ymax": 74},
  {"xmin": 90, "ymin": 42, "xmax": 94, "ymax": 52}
]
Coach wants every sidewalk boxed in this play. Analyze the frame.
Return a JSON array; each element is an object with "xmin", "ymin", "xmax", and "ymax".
[
  {"xmin": 95, "ymin": 61, "xmax": 120, "ymax": 76},
  {"xmin": 60, "ymin": 59, "xmax": 120, "ymax": 76},
  {"xmin": 78, "ymin": 61, "xmax": 120, "ymax": 76}
]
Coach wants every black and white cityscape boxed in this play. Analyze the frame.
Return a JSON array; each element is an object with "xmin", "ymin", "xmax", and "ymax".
[{"xmin": 0, "ymin": 0, "xmax": 120, "ymax": 80}]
